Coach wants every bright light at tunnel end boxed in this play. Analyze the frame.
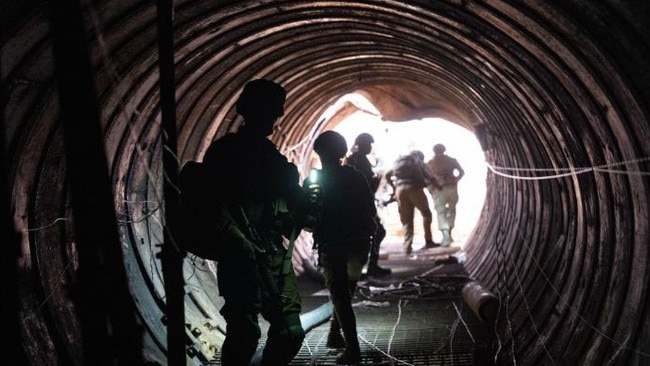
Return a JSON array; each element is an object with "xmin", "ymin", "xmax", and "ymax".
[{"xmin": 333, "ymin": 107, "xmax": 488, "ymax": 251}]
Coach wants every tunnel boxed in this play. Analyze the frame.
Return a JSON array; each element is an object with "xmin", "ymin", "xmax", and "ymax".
[{"xmin": 2, "ymin": 0, "xmax": 649, "ymax": 365}]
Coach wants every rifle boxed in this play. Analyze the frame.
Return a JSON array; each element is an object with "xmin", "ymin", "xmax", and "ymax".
[
  {"xmin": 379, "ymin": 192, "xmax": 396, "ymax": 207},
  {"xmin": 237, "ymin": 206, "xmax": 288, "ymax": 325}
]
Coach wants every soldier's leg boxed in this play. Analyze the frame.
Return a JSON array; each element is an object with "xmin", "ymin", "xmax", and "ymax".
[
  {"xmin": 260, "ymin": 250, "xmax": 305, "ymax": 366},
  {"xmin": 367, "ymin": 221, "xmax": 391, "ymax": 275},
  {"xmin": 413, "ymin": 189, "xmax": 434, "ymax": 244},
  {"xmin": 397, "ymin": 186, "xmax": 415, "ymax": 254},
  {"xmin": 327, "ymin": 312, "xmax": 345, "ymax": 348},
  {"xmin": 437, "ymin": 187, "xmax": 457, "ymax": 245},
  {"xmin": 220, "ymin": 312, "xmax": 261, "ymax": 366},
  {"xmin": 367, "ymin": 220, "xmax": 384, "ymax": 266},
  {"xmin": 217, "ymin": 260, "xmax": 262, "ymax": 366},
  {"xmin": 331, "ymin": 258, "xmax": 361, "ymax": 364},
  {"xmin": 320, "ymin": 250, "xmax": 346, "ymax": 349},
  {"xmin": 261, "ymin": 312, "xmax": 304, "ymax": 366},
  {"xmin": 433, "ymin": 189, "xmax": 448, "ymax": 230},
  {"xmin": 447, "ymin": 186, "xmax": 460, "ymax": 240},
  {"xmin": 433, "ymin": 189, "xmax": 451, "ymax": 245}
]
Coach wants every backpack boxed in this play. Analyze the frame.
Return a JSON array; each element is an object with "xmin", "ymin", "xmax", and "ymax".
[
  {"xmin": 177, "ymin": 161, "xmax": 222, "ymax": 260},
  {"xmin": 392, "ymin": 155, "xmax": 431, "ymax": 187}
]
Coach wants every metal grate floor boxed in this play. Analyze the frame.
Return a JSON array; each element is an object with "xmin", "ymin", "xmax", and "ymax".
[
  {"xmin": 289, "ymin": 249, "xmax": 496, "ymax": 366},
  {"xmin": 290, "ymin": 296, "xmax": 492, "ymax": 365},
  {"xmin": 208, "ymin": 248, "xmax": 496, "ymax": 365}
]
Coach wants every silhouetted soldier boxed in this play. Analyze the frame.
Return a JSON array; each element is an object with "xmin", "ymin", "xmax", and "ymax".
[
  {"xmin": 201, "ymin": 79, "xmax": 311, "ymax": 366},
  {"xmin": 303, "ymin": 131, "xmax": 377, "ymax": 365},
  {"xmin": 345, "ymin": 132, "xmax": 391, "ymax": 276},
  {"xmin": 426, "ymin": 143, "xmax": 465, "ymax": 246},
  {"xmin": 385, "ymin": 150, "xmax": 437, "ymax": 254}
]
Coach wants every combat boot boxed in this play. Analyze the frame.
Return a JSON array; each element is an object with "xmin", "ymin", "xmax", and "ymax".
[
  {"xmin": 326, "ymin": 318, "xmax": 345, "ymax": 349},
  {"xmin": 367, "ymin": 263, "xmax": 391, "ymax": 276},
  {"xmin": 424, "ymin": 240, "xmax": 441, "ymax": 248},
  {"xmin": 336, "ymin": 343, "xmax": 361, "ymax": 365}
]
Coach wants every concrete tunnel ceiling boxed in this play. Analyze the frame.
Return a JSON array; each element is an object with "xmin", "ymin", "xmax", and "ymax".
[{"xmin": 2, "ymin": 0, "xmax": 649, "ymax": 365}]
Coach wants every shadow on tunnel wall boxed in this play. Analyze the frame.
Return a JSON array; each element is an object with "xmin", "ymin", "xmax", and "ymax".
[{"xmin": 2, "ymin": 0, "xmax": 649, "ymax": 365}]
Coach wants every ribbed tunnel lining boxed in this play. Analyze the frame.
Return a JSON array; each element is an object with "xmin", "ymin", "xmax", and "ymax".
[{"xmin": 2, "ymin": 1, "xmax": 649, "ymax": 365}]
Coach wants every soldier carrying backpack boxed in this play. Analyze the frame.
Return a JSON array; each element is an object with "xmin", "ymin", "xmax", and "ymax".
[
  {"xmin": 385, "ymin": 150, "xmax": 439, "ymax": 255},
  {"xmin": 179, "ymin": 79, "xmax": 313, "ymax": 366}
]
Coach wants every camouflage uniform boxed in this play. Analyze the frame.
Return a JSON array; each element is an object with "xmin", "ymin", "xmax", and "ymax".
[
  {"xmin": 385, "ymin": 151, "xmax": 435, "ymax": 254},
  {"xmin": 201, "ymin": 80, "xmax": 309, "ymax": 366},
  {"xmin": 426, "ymin": 144, "xmax": 464, "ymax": 246}
]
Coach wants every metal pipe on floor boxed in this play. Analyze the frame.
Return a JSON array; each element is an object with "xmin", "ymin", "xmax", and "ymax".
[{"xmin": 462, "ymin": 280, "xmax": 499, "ymax": 324}]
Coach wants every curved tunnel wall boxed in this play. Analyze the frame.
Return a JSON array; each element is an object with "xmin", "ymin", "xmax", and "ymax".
[{"xmin": 2, "ymin": 0, "xmax": 649, "ymax": 365}]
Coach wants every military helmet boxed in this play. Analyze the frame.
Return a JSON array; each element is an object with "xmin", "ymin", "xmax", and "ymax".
[
  {"xmin": 314, "ymin": 130, "xmax": 348, "ymax": 159},
  {"xmin": 354, "ymin": 132, "xmax": 374, "ymax": 145},
  {"xmin": 236, "ymin": 79, "xmax": 286, "ymax": 118},
  {"xmin": 410, "ymin": 150, "xmax": 425, "ymax": 160}
]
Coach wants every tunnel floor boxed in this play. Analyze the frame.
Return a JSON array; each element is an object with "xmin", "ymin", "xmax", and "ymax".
[{"xmin": 207, "ymin": 240, "xmax": 497, "ymax": 365}]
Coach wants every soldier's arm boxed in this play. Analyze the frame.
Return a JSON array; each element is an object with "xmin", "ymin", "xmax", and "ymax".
[
  {"xmin": 213, "ymin": 202, "xmax": 261, "ymax": 260},
  {"xmin": 454, "ymin": 159, "xmax": 465, "ymax": 182}
]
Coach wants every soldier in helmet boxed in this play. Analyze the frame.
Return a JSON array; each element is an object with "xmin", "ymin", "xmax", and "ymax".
[
  {"xmin": 345, "ymin": 132, "xmax": 392, "ymax": 276},
  {"xmin": 201, "ymin": 79, "xmax": 312, "ymax": 366},
  {"xmin": 384, "ymin": 150, "xmax": 438, "ymax": 255},
  {"xmin": 426, "ymin": 143, "xmax": 465, "ymax": 246},
  {"xmin": 303, "ymin": 130, "xmax": 377, "ymax": 365}
]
